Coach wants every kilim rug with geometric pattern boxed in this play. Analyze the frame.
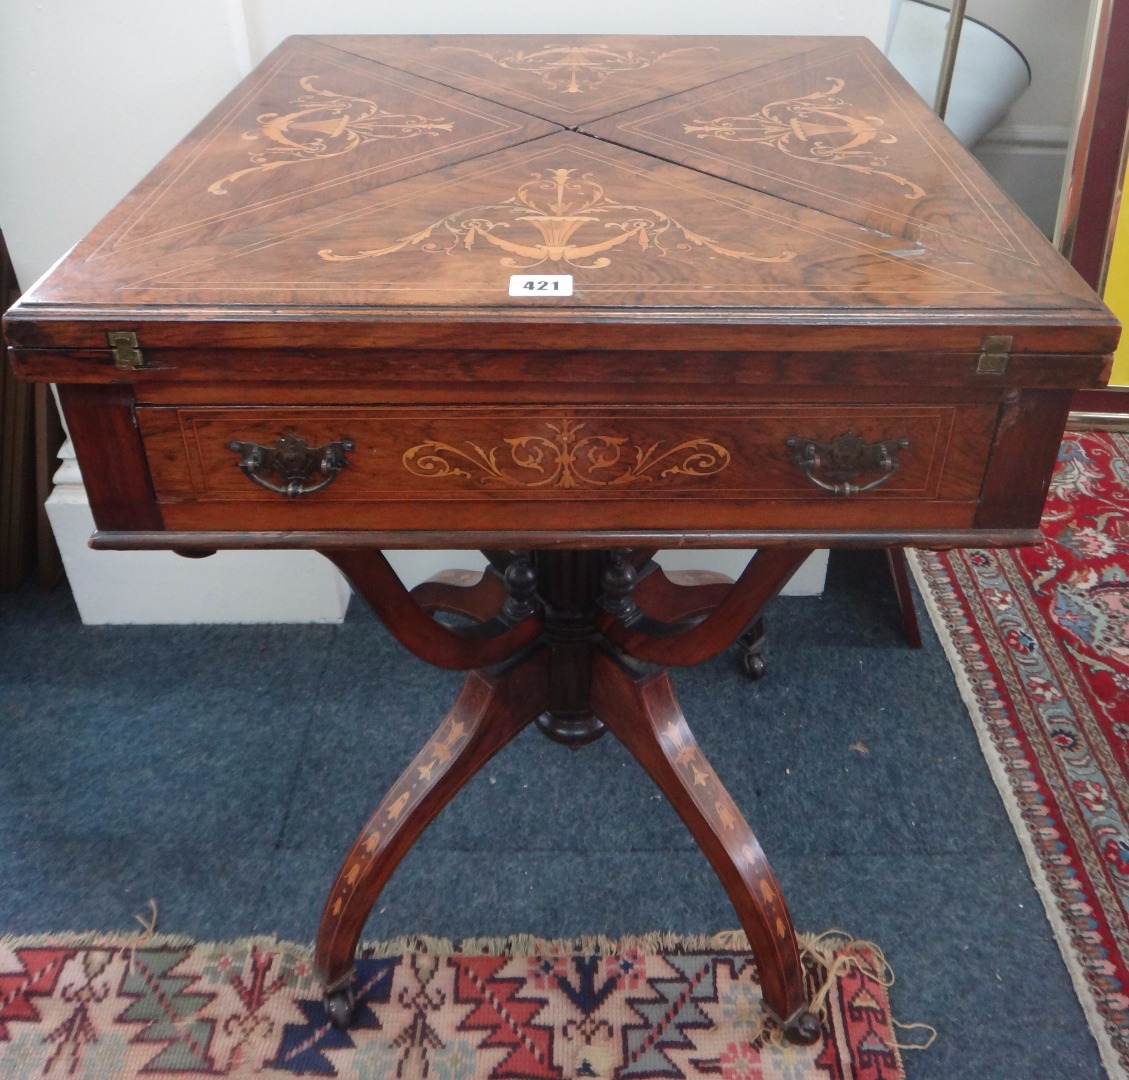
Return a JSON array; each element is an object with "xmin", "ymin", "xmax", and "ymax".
[
  {"xmin": 911, "ymin": 429, "xmax": 1129, "ymax": 1080},
  {"xmin": 0, "ymin": 932, "xmax": 910, "ymax": 1079}
]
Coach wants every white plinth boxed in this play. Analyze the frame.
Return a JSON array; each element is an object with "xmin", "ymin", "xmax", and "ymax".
[
  {"xmin": 47, "ymin": 443, "xmax": 352, "ymax": 625},
  {"xmin": 655, "ymin": 549, "xmax": 830, "ymax": 596}
]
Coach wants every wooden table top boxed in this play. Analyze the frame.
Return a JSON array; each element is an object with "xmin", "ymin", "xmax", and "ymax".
[{"xmin": 4, "ymin": 34, "xmax": 1118, "ymax": 359}]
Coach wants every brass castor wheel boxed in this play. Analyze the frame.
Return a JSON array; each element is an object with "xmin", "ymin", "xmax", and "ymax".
[
  {"xmin": 739, "ymin": 645, "xmax": 766, "ymax": 680},
  {"xmin": 783, "ymin": 1008, "xmax": 822, "ymax": 1045},
  {"xmin": 325, "ymin": 985, "xmax": 355, "ymax": 1029},
  {"xmin": 737, "ymin": 624, "xmax": 767, "ymax": 680}
]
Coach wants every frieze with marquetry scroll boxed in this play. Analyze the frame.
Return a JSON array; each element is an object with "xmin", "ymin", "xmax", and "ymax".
[{"xmin": 402, "ymin": 419, "xmax": 732, "ymax": 489}]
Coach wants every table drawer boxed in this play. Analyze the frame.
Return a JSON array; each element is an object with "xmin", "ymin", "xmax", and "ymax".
[{"xmin": 137, "ymin": 403, "xmax": 998, "ymax": 532}]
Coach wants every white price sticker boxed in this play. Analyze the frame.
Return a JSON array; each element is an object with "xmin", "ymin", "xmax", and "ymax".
[{"xmin": 508, "ymin": 274, "xmax": 573, "ymax": 297}]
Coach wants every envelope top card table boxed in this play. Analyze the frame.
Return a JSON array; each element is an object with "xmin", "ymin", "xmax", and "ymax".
[
  {"xmin": 4, "ymin": 34, "xmax": 1118, "ymax": 1042},
  {"xmin": 4, "ymin": 33, "xmax": 1118, "ymax": 546}
]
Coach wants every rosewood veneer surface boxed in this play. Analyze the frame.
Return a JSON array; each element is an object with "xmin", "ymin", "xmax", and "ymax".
[{"xmin": 5, "ymin": 34, "xmax": 1116, "ymax": 547}]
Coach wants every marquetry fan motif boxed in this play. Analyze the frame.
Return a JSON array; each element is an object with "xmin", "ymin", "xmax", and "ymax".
[
  {"xmin": 681, "ymin": 76, "xmax": 926, "ymax": 200},
  {"xmin": 207, "ymin": 75, "xmax": 456, "ymax": 194},
  {"xmin": 85, "ymin": 36, "xmax": 556, "ymax": 258},
  {"xmin": 113, "ymin": 131, "xmax": 1010, "ymax": 309},
  {"xmin": 310, "ymin": 34, "xmax": 808, "ymax": 125},
  {"xmin": 582, "ymin": 41, "xmax": 1035, "ymax": 262},
  {"xmin": 431, "ymin": 41, "xmax": 719, "ymax": 95},
  {"xmin": 317, "ymin": 167, "xmax": 797, "ymax": 269}
]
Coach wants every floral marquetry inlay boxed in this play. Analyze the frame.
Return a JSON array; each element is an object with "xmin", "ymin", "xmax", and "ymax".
[
  {"xmin": 435, "ymin": 42, "xmax": 719, "ymax": 94},
  {"xmin": 327, "ymin": 712, "xmax": 471, "ymax": 921},
  {"xmin": 402, "ymin": 419, "xmax": 732, "ymax": 489},
  {"xmin": 209, "ymin": 76, "xmax": 454, "ymax": 194},
  {"xmin": 661, "ymin": 718, "xmax": 791, "ymax": 942},
  {"xmin": 319, "ymin": 167, "xmax": 796, "ymax": 269},
  {"xmin": 684, "ymin": 78, "xmax": 925, "ymax": 199}
]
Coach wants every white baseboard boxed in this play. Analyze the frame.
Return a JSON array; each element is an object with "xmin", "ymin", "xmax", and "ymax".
[
  {"xmin": 973, "ymin": 123, "xmax": 1071, "ymax": 238},
  {"xmin": 975, "ymin": 122, "xmax": 1072, "ymax": 150},
  {"xmin": 654, "ymin": 549, "xmax": 830, "ymax": 596},
  {"xmin": 47, "ymin": 442, "xmax": 352, "ymax": 625}
]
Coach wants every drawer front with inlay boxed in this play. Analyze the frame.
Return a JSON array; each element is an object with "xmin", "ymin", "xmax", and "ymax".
[{"xmin": 136, "ymin": 403, "xmax": 999, "ymax": 532}]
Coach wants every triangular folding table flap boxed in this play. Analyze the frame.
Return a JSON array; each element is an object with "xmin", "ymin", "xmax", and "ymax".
[
  {"xmin": 310, "ymin": 35, "xmax": 836, "ymax": 128},
  {"xmin": 110, "ymin": 130, "xmax": 1048, "ymax": 313},
  {"xmin": 581, "ymin": 37, "xmax": 1073, "ymax": 281},
  {"xmin": 41, "ymin": 35, "xmax": 559, "ymax": 285}
]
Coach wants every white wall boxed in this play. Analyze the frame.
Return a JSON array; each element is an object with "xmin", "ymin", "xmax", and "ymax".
[
  {"xmin": 244, "ymin": 1, "xmax": 897, "ymax": 57},
  {"xmin": 0, "ymin": 1, "xmax": 250, "ymax": 291}
]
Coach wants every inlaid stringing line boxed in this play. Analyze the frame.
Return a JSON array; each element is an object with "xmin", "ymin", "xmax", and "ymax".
[{"xmin": 95, "ymin": 45, "xmax": 534, "ymax": 259}]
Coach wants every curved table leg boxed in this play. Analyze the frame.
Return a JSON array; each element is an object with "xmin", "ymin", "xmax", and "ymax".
[
  {"xmin": 325, "ymin": 548, "xmax": 541, "ymax": 670},
  {"xmin": 600, "ymin": 547, "xmax": 813, "ymax": 667},
  {"xmin": 316, "ymin": 647, "xmax": 549, "ymax": 1024},
  {"xmin": 589, "ymin": 648, "xmax": 819, "ymax": 1044},
  {"xmin": 410, "ymin": 567, "xmax": 508, "ymax": 622},
  {"xmin": 632, "ymin": 563, "xmax": 733, "ymax": 623},
  {"xmin": 886, "ymin": 548, "xmax": 923, "ymax": 648}
]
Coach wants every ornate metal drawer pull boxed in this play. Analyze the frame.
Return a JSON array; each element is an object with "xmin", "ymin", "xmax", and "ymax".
[
  {"xmin": 785, "ymin": 431, "xmax": 909, "ymax": 496},
  {"xmin": 228, "ymin": 434, "xmax": 354, "ymax": 498}
]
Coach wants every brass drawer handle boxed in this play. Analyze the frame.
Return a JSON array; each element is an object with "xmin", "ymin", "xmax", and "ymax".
[
  {"xmin": 228, "ymin": 434, "xmax": 354, "ymax": 498},
  {"xmin": 785, "ymin": 432, "xmax": 909, "ymax": 496}
]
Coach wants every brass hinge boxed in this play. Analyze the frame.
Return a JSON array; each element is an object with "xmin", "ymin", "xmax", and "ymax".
[
  {"xmin": 976, "ymin": 334, "xmax": 1012, "ymax": 375},
  {"xmin": 107, "ymin": 330, "xmax": 144, "ymax": 370}
]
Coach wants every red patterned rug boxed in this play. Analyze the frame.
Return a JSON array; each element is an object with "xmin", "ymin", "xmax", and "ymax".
[
  {"xmin": 911, "ymin": 429, "xmax": 1129, "ymax": 1080},
  {"xmin": 0, "ymin": 932, "xmax": 911, "ymax": 1078}
]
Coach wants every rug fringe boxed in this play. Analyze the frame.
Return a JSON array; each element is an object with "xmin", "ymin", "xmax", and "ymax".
[
  {"xmin": 0, "ymin": 929, "xmax": 750, "ymax": 957},
  {"xmin": 798, "ymin": 929, "xmax": 935, "ymax": 1051},
  {"xmin": 350, "ymin": 928, "xmax": 757, "ymax": 958},
  {"xmin": 0, "ymin": 928, "xmax": 767, "ymax": 957},
  {"xmin": 0, "ymin": 928, "xmax": 197, "ymax": 950}
]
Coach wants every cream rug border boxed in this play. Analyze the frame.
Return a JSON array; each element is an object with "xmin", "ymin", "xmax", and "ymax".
[
  {"xmin": 0, "ymin": 926, "xmax": 920, "ymax": 1063},
  {"xmin": 908, "ymin": 549, "xmax": 1123, "ymax": 1080}
]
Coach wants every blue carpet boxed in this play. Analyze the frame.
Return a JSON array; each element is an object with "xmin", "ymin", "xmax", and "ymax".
[{"xmin": 0, "ymin": 550, "xmax": 1104, "ymax": 1078}]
